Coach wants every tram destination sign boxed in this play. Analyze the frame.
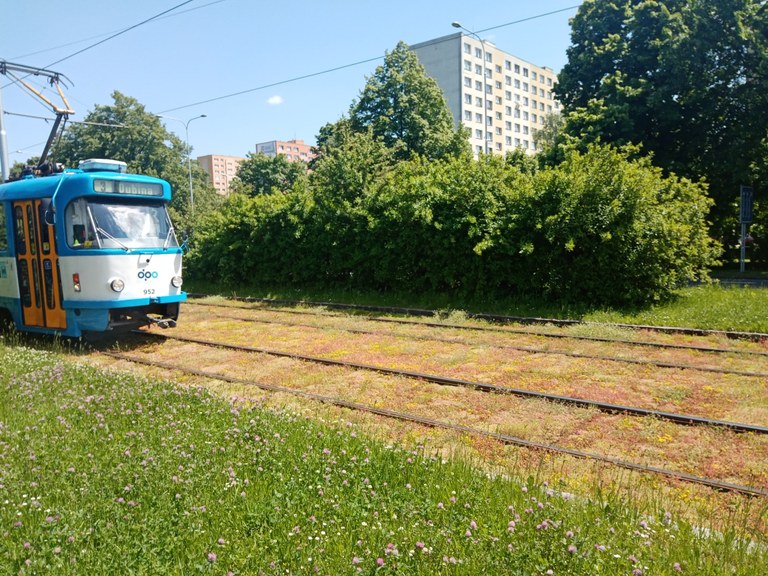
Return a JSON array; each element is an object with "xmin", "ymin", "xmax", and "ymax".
[{"xmin": 93, "ymin": 179, "xmax": 164, "ymax": 197}]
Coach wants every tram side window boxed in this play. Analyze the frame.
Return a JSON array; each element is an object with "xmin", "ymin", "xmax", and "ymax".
[
  {"xmin": 0, "ymin": 208, "xmax": 7, "ymax": 252},
  {"xmin": 65, "ymin": 199, "xmax": 97, "ymax": 248}
]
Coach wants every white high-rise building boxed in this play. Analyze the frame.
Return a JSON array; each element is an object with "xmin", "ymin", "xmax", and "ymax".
[{"xmin": 410, "ymin": 32, "xmax": 560, "ymax": 157}]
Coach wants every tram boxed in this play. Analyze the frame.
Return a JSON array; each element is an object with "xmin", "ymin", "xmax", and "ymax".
[{"xmin": 0, "ymin": 159, "xmax": 186, "ymax": 337}]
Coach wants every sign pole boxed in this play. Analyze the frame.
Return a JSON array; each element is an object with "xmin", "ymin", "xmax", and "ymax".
[{"xmin": 739, "ymin": 185, "xmax": 754, "ymax": 274}]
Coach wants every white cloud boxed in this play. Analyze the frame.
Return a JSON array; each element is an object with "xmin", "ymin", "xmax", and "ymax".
[{"xmin": 267, "ymin": 95, "xmax": 284, "ymax": 105}]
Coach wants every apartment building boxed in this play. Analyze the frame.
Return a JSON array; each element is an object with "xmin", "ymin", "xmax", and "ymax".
[
  {"xmin": 254, "ymin": 139, "xmax": 315, "ymax": 162},
  {"xmin": 410, "ymin": 32, "xmax": 560, "ymax": 157},
  {"xmin": 197, "ymin": 154, "xmax": 245, "ymax": 195}
]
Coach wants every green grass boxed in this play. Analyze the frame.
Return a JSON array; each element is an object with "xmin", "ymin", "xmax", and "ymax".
[
  {"xmin": 1, "ymin": 343, "xmax": 766, "ymax": 574},
  {"xmin": 185, "ymin": 280, "xmax": 768, "ymax": 334}
]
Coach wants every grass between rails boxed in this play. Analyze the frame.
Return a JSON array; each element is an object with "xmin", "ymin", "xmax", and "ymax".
[
  {"xmin": 1, "ymin": 343, "xmax": 767, "ymax": 575},
  {"xmin": 184, "ymin": 281, "xmax": 768, "ymax": 334}
]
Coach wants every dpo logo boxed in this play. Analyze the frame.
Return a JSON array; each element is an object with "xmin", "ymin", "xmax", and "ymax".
[{"xmin": 138, "ymin": 270, "xmax": 159, "ymax": 281}]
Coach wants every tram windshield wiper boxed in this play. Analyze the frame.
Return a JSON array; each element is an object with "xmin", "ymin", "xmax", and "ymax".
[
  {"xmin": 96, "ymin": 226, "xmax": 131, "ymax": 252},
  {"xmin": 163, "ymin": 226, "xmax": 176, "ymax": 250}
]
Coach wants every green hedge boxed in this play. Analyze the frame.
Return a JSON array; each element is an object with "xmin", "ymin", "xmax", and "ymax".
[{"xmin": 187, "ymin": 145, "xmax": 719, "ymax": 306}]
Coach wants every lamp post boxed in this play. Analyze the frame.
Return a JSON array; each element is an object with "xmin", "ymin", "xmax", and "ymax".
[
  {"xmin": 452, "ymin": 21, "xmax": 491, "ymax": 155},
  {"xmin": 159, "ymin": 114, "xmax": 206, "ymax": 210}
]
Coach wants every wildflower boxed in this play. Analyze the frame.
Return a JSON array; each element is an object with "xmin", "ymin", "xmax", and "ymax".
[
  {"xmin": 218, "ymin": 538, "xmax": 226, "ymax": 545},
  {"xmin": 376, "ymin": 558, "xmax": 384, "ymax": 566},
  {"xmin": 673, "ymin": 562, "xmax": 683, "ymax": 572},
  {"xmin": 437, "ymin": 502, "xmax": 444, "ymax": 509},
  {"xmin": 465, "ymin": 529, "xmax": 472, "ymax": 537},
  {"xmin": 595, "ymin": 544, "xmax": 606, "ymax": 552},
  {"xmin": 566, "ymin": 530, "xmax": 574, "ymax": 538},
  {"xmin": 633, "ymin": 570, "xmax": 643, "ymax": 576},
  {"xmin": 352, "ymin": 557, "xmax": 362, "ymax": 565},
  {"xmin": 568, "ymin": 545, "xmax": 577, "ymax": 554},
  {"xmin": 415, "ymin": 542, "xmax": 425, "ymax": 549},
  {"xmin": 207, "ymin": 552, "xmax": 217, "ymax": 563},
  {"xmin": 470, "ymin": 520, "xmax": 477, "ymax": 530}
]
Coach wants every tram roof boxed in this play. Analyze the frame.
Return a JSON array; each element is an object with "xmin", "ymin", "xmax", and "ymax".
[{"xmin": 0, "ymin": 169, "xmax": 172, "ymax": 202}]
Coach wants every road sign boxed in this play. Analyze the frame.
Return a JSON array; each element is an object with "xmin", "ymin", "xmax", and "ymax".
[{"xmin": 740, "ymin": 185, "xmax": 753, "ymax": 224}]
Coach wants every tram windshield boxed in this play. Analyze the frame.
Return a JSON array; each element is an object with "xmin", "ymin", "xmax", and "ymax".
[{"xmin": 65, "ymin": 198, "xmax": 178, "ymax": 250}]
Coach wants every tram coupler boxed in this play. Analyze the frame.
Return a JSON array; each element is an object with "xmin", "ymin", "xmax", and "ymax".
[{"xmin": 146, "ymin": 316, "xmax": 177, "ymax": 329}]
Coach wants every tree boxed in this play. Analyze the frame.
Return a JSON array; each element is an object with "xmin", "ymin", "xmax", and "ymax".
[
  {"xmin": 234, "ymin": 152, "xmax": 308, "ymax": 196},
  {"xmin": 555, "ymin": 0, "xmax": 768, "ymax": 237},
  {"xmin": 349, "ymin": 41, "xmax": 470, "ymax": 161},
  {"xmin": 52, "ymin": 91, "xmax": 221, "ymax": 233}
]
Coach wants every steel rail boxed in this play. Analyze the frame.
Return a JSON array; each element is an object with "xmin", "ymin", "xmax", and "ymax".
[
  {"xmin": 187, "ymin": 293, "xmax": 768, "ymax": 342},
  {"xmin": 196, "ymin": 307, "xmax": 768, "ymax": 378},
  {"xmin": 100, "ymin": 350, "xmax": 768, "ymax": 498},
  {"xmin": 186, "ymin": 299, "xmax": 768, "ymax": 357},
  {"xmin": 137, "ymin": 331, "xmax": 768, "ymax": 435}
]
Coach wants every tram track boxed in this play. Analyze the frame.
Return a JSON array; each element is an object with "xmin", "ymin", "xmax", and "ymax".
[
  {"xmin": 100, "ymin": 348, "xmax": 768, "ymax": 498},
  {"xmin": 189, "ymin": 304, "xmax": 768, "ymax": 379},
  {"xmin": 136, "ymin": 330, "xmax": 768, "ymax": 435},
  {"xmin": 187, "ymin": 293, "xmax": 768, "ymax": 342},
  {"xmin": 187, "ymin": 299, "xmax": 768, "ymax": 358}
]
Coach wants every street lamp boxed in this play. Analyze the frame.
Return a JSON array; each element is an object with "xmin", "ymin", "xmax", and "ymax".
[
  {"xmin": 452, "ymin": 21, "xmax": 491, "ymax": 155},
  {"xmin": 159, "ymin": 114, "xmax": 207, "ymax": 210}
]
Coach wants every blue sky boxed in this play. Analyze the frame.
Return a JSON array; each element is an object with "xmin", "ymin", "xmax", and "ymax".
[{"xmin": 2, "ymin": 0, "xmax": 581, "ymax": 162}]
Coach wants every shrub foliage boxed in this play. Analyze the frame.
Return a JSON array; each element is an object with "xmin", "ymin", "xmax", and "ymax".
[{"xmin": 188, "ymin": 145, "xmax": 719, "ymax": 306}]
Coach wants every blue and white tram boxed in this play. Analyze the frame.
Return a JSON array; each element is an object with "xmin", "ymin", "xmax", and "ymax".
[{"xmin": 0, "ymin": 159, "xmax": 186, "ymax": 337}]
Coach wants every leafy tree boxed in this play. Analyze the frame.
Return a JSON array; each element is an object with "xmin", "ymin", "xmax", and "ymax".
[
  {"xmin": 234, "ymin": 152, "xmax": 308, "ymax": 196},
  {"xmin": 555, "ymin": 0, "xmax": 768, "ymax": 238},
  {"xmin": 52, "ymin": 91, "xmax": 221, "ymax": 233},
  {"xmin": 350, "ymin": 41, "xmax": 470, "ymax": 161}
]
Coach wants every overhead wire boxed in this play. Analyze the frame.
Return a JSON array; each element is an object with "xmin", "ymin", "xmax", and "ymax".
[{"xmin": 160, "ymin": 4, "xmax": 581, "ymax": 114}]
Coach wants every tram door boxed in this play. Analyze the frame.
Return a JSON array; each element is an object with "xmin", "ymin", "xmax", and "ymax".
[{"xmin": 12, "ymin": 200, "xmax": 67, "ymax": 330}]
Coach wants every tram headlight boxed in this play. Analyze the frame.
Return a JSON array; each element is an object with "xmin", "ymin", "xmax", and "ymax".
[
  {"xmin": 171, "ymin": 275, "xmax": 183, "ymax": 288},
  {"xmin": 110, "ymin": 278, "xmax": 125, "ymax": 293}
]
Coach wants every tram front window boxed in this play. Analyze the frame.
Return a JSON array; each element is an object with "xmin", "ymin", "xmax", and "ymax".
[{"xmin": 65, "ymin": 198, "xmax": 178, "ymax": 250}]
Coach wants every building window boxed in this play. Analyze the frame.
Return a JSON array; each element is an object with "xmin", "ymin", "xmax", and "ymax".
[
  {"xmin": 514, "ymin": 63, "xmax": 520, "ymax": 74},
  {"xmin": 532, "ymin": 71, "xmax": 538, "ymax": 81},
  {"xmin": 495, "ymin": 112, "xmax": 502, "ymax": 121},
  {"xmin": 475, "ymin": 80, "xmax": 483, "ymax": 91},
  {"xmin": 505, "ymin": 60, "xmax": 512, "ymax": 70},
  {"xmin": 505, "ymin": 121, "xmax": 512, "ymax": 130},
  {"xmin": 464, "ymin": 110, "xmax": 472, "ymax": 121},
  {"xmin": 515, "ymin": 123, "xmax": 521, "ymax": 133},
  {"xmin": 495, "ymin": 81, "xmax": 502, "ymax": 89},
  {"xmin": 475, "ymin": 47, "xmax": 482, "ymax": 58},
  {"xmin": 505, "ymin": 106, "xmax": 512, "ymax": 116},
  {"xmin": 475, "ymin": 63, "xmax": 482, "ymax": 75},
  {"xmin": 475, "ymin": 129, "xmax": 483, "ymax": 139},
  {"xmin": 505, "ymin": 136, "xmax": 512, "ymax": 145},
  {"xmin": 523, "ymin": 82, "xmax": 529, "ymax": 92},
  {"xmin": 475, "ymin": 96, "xmax": 483, "ymax": 107},
  {"xmin": 505, "ymin": 91, "xmax": 512, "ymax": 100},
  {"xmin": 514, "ymin": 79, "xmax": 521, "ymax": 89},
  {"xmin": 464, "ymin": 42, "xmax": 471, "ymax": 53},
  {"xmin": 464, "ymin": 93, "xmax": 472, "ymax": 104},
  {"xmin": 523, "ymin": 97, "xmax": 529, "ymax": 106},
  {"xmin": 464, "ymin": 60, "xmax": 472, "ymax": 71},
  {"xmin": 464, "ymin": 76, "xmax": 472, "ymax": 87},
  {"xmin": 475, "ymin": 113, "xmax": 483, "ymax": 123},
  {"xmin": 523, "ymin": 67, "xmax": 529, "ymax": 77},
  {"xmin": 495, "ymin": 64, "xmax": 501, "ymax": 73}
]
